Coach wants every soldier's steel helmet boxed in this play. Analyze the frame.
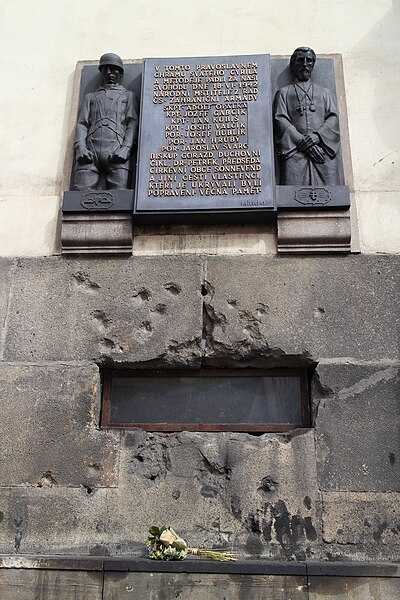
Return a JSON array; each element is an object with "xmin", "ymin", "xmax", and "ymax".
[{"xmin": 98, "ymin": 53, "xmax": 124, "ymax": 73}]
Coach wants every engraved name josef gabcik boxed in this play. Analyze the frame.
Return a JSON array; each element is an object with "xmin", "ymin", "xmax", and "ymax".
[
  {"xmin": 295, "ymin": 187, "xmax": 332, "ymax": 206},
  {"xmin": 81, "ymin": 192, "xmax": 115, "ymax": 210}
]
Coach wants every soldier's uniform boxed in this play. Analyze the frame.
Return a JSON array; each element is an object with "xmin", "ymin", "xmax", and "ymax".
[
  {"xmin": 73, "ymin": 54, "xmax": 138, "ymax": 191},
  {"xmin": 73, "ymin": 85, "xmax": 138, "ymax": 190}
]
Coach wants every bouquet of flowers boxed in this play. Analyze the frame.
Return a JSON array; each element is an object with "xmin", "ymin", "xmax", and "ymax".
[{"xmin": 146, "ymin": 526, "xmax": 237, "ymax": 562}]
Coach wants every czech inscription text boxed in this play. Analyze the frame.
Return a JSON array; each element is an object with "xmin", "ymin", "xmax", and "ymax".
[
  {"xmin": 148, "ymin": 60, "xmax": 263, "ymax": 202},
  {"xmin": 135, "ymin": 54, "xmax": 274, "ymax": 217}
]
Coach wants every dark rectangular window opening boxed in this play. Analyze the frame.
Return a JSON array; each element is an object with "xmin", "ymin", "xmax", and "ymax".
[{"xmin": 101, "ymin": 369, "xmax": 310, "ymax": 433}]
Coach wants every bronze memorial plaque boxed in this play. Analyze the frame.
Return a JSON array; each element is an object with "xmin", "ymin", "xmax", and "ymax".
[{"xmin": 134, "ymin": 54, "xmax": 275, "ymax": 223}]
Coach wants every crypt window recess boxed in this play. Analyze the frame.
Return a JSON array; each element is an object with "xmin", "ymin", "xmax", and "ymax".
[{"xmin": 101, "ymin": 369, "xmax": 310, "ymax": 432}]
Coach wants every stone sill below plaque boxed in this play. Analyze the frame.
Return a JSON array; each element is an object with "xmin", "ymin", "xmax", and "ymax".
[
  {"xmin": 61, "ymin": 213, "xmax": 133, "ymax": 255},
  {"xmin": 277, "ymin": 210, "xmax": 351, "ymax": 254},
  {"xmin": 60, "ymin": 191, "xmax": 353, "ymax": 255},
  {"xmin": 60, "ymin": 212, "xmax": 352, "ymax": 256},
  {"xmin": 0, "ymin": 555, "xmax": 398, "ymax": 578},
  {"xmin": 61, "ymin": 191, "xmax": 134, "ymax": 255}
]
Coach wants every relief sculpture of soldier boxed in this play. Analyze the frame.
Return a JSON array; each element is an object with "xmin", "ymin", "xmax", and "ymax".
[
  {"xmin": 73, "ymin": 53, "xmax": 138, "ymax": 190},
  {"xmin": 274, "ymin": 47, "xmax": 341, "ymax": 186}
]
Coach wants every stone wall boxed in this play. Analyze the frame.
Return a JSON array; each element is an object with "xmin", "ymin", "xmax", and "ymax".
[
  {"xmin": 1, "ymin": 561, "xmax": 399, "ymax": 599},
  {"xmin": 0, "ymin": 255, "xmax": 398, "ymax": 562},
  {"xmin": 0, "ymin": 4, "xmax": 399, "ymax": 597}
]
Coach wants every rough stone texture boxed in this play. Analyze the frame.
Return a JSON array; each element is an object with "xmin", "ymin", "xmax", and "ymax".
[
  {"xmin": 0, "ymin": 430, "xmax": 321, "ymax": 560},
  {"xmin": 0, "ymin": 259, "xmax": 13, "ymax": 358},
  {"xmin": 314, "ymin": 363, "xmax": 400, "ymax": 491},
  {"xmin": 3, "ymin": 257, "xmax": 203, "ymax": 365},
  {"xmin": 0, "ymin": 486, "xmax": 119, "ymax": 556},
  {"xmin": 0, "ymin": 364, "xmax": 118, "ymax": 487},
  {"xmin": 321, "ymin": 492, "xmax": 400, "ymax": 562},
  {"xmin": 103, "ymin": 572, "xmax": 308, "ymax": 599},
  {"xmin": 204, "ymin": 255, "xmax": 399, "ymax": 362},
  {"xmin": 308, "ymin": 577, "xmax": 400, "ymax": 599},
  {"xmin": 115, "ymin": 429, "xmax": 322, "ymax": 561},
  {"xmin": 0, "ymin": 567, "xmax": 398, "ymax": 599},
  {"xmin": 0, "ymin": 254, "xmax": 399, "ymax": 565},
  {"xmin": 0, "ymin": 569, "xmax": 103, "ymax": 600}
]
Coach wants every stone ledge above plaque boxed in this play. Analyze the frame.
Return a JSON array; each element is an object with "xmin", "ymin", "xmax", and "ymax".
[{"xmin": 134, "ymin": 54, "xmax": 276, "ymax": 224}]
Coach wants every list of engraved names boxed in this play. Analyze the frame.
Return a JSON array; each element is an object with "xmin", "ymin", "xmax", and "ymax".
[{"xmin": 148, "ymin": 60, "xmax": 263, "ymax": 202}]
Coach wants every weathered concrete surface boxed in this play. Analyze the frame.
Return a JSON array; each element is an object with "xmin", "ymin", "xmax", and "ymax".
[
  {"xmin": 115, "ymin": 430, "xmax": 322, "ymax": 561},
  {"xmin": 0, "ymin": 486, "xmax": 129, "ymax": 556},
  {"xmin": 0, "ymin": 254, "xmax": 399, "ymax": 564},
  {"xmin": 0, "ymin": 259, "xmax": 14, "ymax": 358},
  {"xmin": 0, "ymin": 569, "xmax": 103, "ymax": 600},
  {"xmin": 3, "ymin": 255, "xmax": 398, "ymax": 365},
  {"xmin": 103, "ymin": 572, "xmax": 308, "ymax": 599},
  {"xmin": 308, "ymin": 576, "xmax": 400, "ymax": 599},
  {"xmin": 3, "ymin": 257, "xmax": 203, "ymax": 365},
  {"xmin": 204, "ymin": 255, "xmax": 399, "ymax": 362},
  {"xmin": 314, "ymin": 364, "xmax": 400, "ymax": 491},
  {"xmin": 321, "ymin": 492, "xmax": 400, "ymax": 562},
  {"xmin": 0, "ymin": 431, "xmax": 321, "ymax": 559},
  {"xmin": 0, "ymin": 364, "xmax": 118, "ymax": 487},
  {"xmin": 0, "ymin": 567, "xmax": 398, "ymax": 600}
]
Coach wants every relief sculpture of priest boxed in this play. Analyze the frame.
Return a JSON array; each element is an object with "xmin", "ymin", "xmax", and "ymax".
[{"xmin": 273, "ymin": 47, "xmax": 341, "ymax": 186}]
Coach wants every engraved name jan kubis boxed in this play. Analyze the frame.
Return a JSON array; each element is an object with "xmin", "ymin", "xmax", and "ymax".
[{"xmin": 135, "ymin": 55, "xmax": 275, "ymax": 219}]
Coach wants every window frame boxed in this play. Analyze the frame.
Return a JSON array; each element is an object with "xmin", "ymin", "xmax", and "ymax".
[{"xmin": 101, "ymin": 368, "xmax": 310, "ymax": 433}]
